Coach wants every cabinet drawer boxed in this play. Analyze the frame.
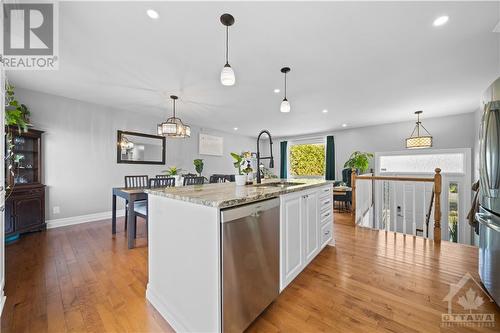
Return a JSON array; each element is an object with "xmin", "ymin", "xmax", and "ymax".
[
  {"xmin": 319, "ymin": 186, "xmax": 332, "ymax": 198},
  {"xmin": 320, "ymin": 209, "xmax": 332, "ymax": 225},
  {"xmin": 319, "ymin": 196, "xmax": 332, "ymax": 211},
  {"xmin": 321, "ymin": 223, "xmax": 332, "ymax": 246}
]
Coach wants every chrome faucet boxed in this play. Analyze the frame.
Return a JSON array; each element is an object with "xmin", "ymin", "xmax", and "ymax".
[{"xmin": 256, "ymin": 130, "xmax": 274, "ymax": 184}]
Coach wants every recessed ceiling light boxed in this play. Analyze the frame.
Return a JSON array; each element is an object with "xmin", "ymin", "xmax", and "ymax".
[
  {"xmin": 342, "ymin": 123, "xmax": 347, "ymax": 128},
  {"xmin": 233, "ymin": 127, "xmax": 238, "ymax": 131},
  {"xmin": 147, "ymin": 9, "xmax": 159, "ymax": 19},
  {"xmin": 274, "ymin": 88, "xmax": 280, "ymax": 93},
  {"xmin": 433, "ymin": 15, "xmax": 449, "ymax": 27},
  {"xmin": 322, "ymin": 109, "xmax": 328, "ymax": 113}
]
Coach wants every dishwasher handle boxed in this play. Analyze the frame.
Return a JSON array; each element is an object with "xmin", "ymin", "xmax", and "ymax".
[{"xmin": 221, "ymin": 198, "xmax": 280, "ymax": 223}]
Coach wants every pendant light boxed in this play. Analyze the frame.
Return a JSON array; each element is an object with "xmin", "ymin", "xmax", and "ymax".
[
  {"xmin": 220, "ymin": 13, "xmax": 235, "ymax": 86},
  {"xmin": 157, "ymin": 95, "xmax": 191, "ymax": 138},
  {"xmin": 405, "ymin": 111, "xmax": 432, "ymax": 149},
  {"xmin": 280, "ymin": 67, "xmax": 291, "ymax": 113}
]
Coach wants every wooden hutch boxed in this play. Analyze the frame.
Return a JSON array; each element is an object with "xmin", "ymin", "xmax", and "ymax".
[{"xmin": 5, "ymin": 127, "xmax": 45, "ymax": 237}]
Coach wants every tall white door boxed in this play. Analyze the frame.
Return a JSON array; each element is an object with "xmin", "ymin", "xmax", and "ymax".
[{"xmin": 375, "ymin": 148, "xmax": 472, "ymax": 245}]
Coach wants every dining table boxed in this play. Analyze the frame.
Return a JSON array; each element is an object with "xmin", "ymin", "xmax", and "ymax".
[
  {"xmin": 112, "ymin": 187, "xmax": 148, "ymax": 249},
  {"xmin": 333, "ymin": 186, "xmax": 352, "ymax": 211}
]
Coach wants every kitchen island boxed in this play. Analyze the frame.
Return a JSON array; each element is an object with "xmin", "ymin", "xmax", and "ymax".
[{"xmin": 145, "ymin": 179, "xmax": 334, "ymax": 332}]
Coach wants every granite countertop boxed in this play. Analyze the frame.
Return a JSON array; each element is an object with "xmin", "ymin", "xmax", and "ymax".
[{"xmin": 145, "ymin": 179, "xmax": 333, "ymax": 208}]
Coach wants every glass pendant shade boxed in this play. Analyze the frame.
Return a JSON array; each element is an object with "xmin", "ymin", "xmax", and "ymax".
[
  {"xmin": 220, "ymin": 64, "xmax": 235, "ymax": 86},
  {"xmin": 280, "ymin": 98, "xmax": 291, "ymax": 113},
  {"xmin": 157, "ymin": 95, "xmax": 190, "ymax": 138}
]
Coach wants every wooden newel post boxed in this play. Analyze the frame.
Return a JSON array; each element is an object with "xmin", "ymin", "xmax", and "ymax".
[
  {"xmin": 351, "ymin": 169, "xmax": 357, "ymax": 217},
  {"xmin": 433, "ymin": 168, "xmax": 442, "ymax": 242}
]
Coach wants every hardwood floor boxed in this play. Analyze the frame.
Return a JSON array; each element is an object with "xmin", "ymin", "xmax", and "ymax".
[{"xmin": 1, "ymin": 213, "xmax": 499, "ymax": 332}]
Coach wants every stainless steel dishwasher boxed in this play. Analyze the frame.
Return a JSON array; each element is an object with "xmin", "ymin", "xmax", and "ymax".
[{"xmin": 221, "ymin": 198, "xmax": 280, "ymax": 333}]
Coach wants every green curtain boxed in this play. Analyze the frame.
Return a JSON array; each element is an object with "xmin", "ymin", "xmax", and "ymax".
[
  {"xmin": 280, "ymin": 141, "xmax": 287, "ymax": 179},
  {"xmin": 325, "ymin": 136, "xmax": 335, "ymax": 180}
]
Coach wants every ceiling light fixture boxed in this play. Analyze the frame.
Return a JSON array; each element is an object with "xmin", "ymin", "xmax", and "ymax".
[
  {"xmin": 220, "ymin": 13, "xmax": 235, "ymax": 86},
  {"xmin": 157, "ymin": 95, "xmax": 191, "ymax": 138},
  {"xmin": 322, "ymin": 109, "xmax": 328, "ymax": 113},
  {"xmin": 146, "ymin": 9, "xmax": 159, "ymax": 19},
  {"xmin": 233, "ymin": 127, "xmax": 238, "ymax": 131},
  {"xmin": 342, "ymin": 123, "xmax": 347, "ymax": 127},
  {"xmin": 406, "ymin": 111, "xmax": 432, "ymax": 149},
  {"xmin": 280, "ymin": 67, "xmax": 291, "ymax": 113},
  {"xmin": 274, "ymin": 88, "xmax": 280, "ymax": 93},
  {"xmin": 433, "ymin": 15, "xmax": 449, "ymax": 27}
]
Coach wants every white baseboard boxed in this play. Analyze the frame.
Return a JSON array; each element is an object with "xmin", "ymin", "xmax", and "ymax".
[
  {"xmin": 146, "ymin": 284, "xmax": 190, "ymax": 332},
  {"xmin": 46, "ymin": 209, "xmax": 125, "ymax": 229}
]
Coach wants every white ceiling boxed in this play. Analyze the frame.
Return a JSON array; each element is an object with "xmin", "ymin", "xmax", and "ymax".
[{"xmin": 8, "ymin": 1, "xmax": 500, "ymax": 137}]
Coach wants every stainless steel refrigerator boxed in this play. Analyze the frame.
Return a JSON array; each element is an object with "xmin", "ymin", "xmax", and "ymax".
[{"xmin": 477, "ymin": 79, "xmax": 500, "ymax": 305}]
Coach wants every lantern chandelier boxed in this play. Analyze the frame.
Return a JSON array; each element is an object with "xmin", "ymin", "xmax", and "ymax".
[
  {"xmin": 405, "ymin": 111, "xmax": 432, "ymax": 149},
  {"xmin": 157, "ymin": 95, "xmax": 191, "ymax": 138}
]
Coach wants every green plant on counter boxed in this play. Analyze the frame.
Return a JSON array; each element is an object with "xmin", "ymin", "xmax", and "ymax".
[
  {"xmin": 344, "ymin": 151, "xmax": 374, "ymax": 174},
  {"xmin": 163, "ymin": 166, "xmax": 182, "ymax": 176},
  {"xmin": 193, "ymin": 159, "xmax": 204, "ymax": 176},
  {"xmin": 242, "ymin": 160, "xmax": 253, "ymax": 175},
  {"xmin": 230, "ymin": 152, "xmax": 244, "ymax": 175}
]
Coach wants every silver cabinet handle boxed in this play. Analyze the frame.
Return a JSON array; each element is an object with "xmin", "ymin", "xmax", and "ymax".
[
  {"xmin": 0, "ymin": 206, "xmax": 5, "ymax": 212},
  {"xmin": 476, "ymin": 212, "xmax": 500, "ymax": 232},
  {"xmin": 324, "ymin": 230, "xmax": 330, "ymax": 235},
  {"xmin": 0, "ymin": 186, "xmax": 4, "ymax": 192}
]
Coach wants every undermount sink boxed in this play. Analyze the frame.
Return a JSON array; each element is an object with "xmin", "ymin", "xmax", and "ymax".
[{"xmin": 252, "ymin": 181, "xmax": 306, "ymax": 188}]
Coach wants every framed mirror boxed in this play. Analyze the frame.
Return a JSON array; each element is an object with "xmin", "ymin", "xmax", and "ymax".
[{"xmin": 117, "ymin": 130, "xmax": 166, "ymax": 165}]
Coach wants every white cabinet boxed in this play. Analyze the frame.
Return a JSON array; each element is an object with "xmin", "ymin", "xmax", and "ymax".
[
  {"xmin": 280, "ymin": 185, "xmax": 333, "ymax": 291},
  {"xmin": 304, "ymin": 191, "xmax": 319, "ymax": 263},
  {"xmin": 281, "ymin": 193, "xmax": 303, "ymax": 287}
]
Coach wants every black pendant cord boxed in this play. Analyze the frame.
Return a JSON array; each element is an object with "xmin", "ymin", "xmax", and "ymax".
[
  {"xmin": 284, "ymin": 72, "xmax": 287, "ymax": 99},
  {"xmin": 225, "ymin": 26, "xmax": 229, "ymax": 65},
  {"xmin": 172, "ymin": 99, "xmax": 176, "ymax": 118}
]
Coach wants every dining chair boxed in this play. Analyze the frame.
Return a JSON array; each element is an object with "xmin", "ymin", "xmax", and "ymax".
[
  {"xmin": 150, "ymin": 177, "xmax": 175, "ymax": 188},
  {"xmin": 209, "ymin": 174, "xmax": 228, "ymax": 183},
  {"xmin": 183, "ymin": 176, "xmax": 205, "ymax": 186},
  {"xmin": 124, "ymin": 175, "xmax": 149, "ymax": 233},
  {"xmin": 125, "ymin": 175, "xmax": 149, "ymax": 188}
]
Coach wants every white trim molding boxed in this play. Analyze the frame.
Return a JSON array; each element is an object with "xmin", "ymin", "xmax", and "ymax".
[{"xmin": 46, "ymin": 209, "xmax": 125, "ymax": 229}]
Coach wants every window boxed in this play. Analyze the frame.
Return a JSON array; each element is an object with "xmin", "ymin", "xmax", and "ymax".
[
  {"xmin": 379, "ymin": 153, "xmax": 465, "ymax": 174},
  {"xmin": 289, "ymin": 141, "xmax": 325, "ymax": 177},
  {"xmin": 448, "ymin": 182, "xmax": 459, "ymax": 243}
]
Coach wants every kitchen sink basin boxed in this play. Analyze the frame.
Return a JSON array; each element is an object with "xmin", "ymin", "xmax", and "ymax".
[{"xmin": 252, "ymin": 181, "xmax": 305, "ymax": 188}]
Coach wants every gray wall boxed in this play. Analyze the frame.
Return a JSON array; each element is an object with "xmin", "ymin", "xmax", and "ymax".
[
  {"xmin": 16, "ymin": 88, "xmax": 255, "ymax": 220},
  {"xmin": 271, "ymin": 112, "xmax": 477, "ymax": 180}
]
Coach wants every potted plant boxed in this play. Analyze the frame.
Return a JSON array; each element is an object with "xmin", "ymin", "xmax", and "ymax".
[
  {"xmin": 230, "ymin": 152, "xmax": 247, "ymax": 186},
  {"xmin": 164, "ymin": 166, "xmax": 183, "ymax": 185},
  {"xmin": 193, "ymin": 159, "xmax": 204, "ymax": 177},
  {"xmin": 242, "ymin": 160, "xmax": 253, "ymax": 185},
  {"xmin": 344, "ymin": 151, "xmax": 374, "ymax": 174}
]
